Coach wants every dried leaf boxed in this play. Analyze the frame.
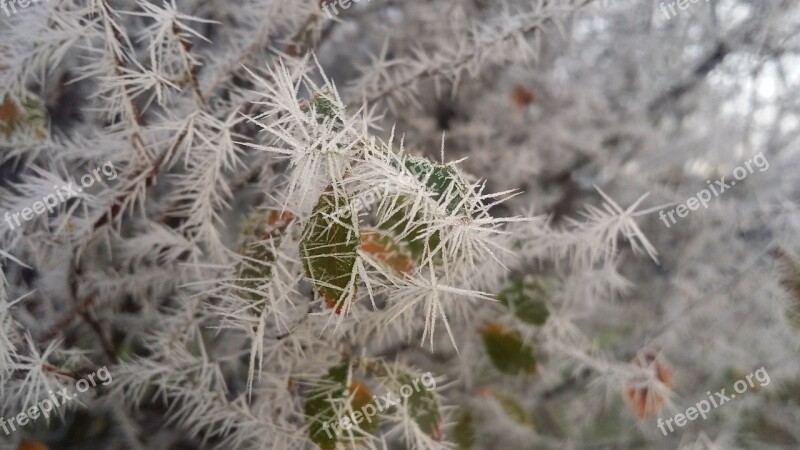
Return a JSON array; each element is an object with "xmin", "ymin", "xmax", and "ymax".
[
  {"xmin": 623, "ymin": 349, "xmax": 673, "ymax": 420},
  {"xmin": 18, "ymin": 441, "xmax": 48, "ymax": 450},
  {"xmin": 511, "ymin": 85, "xmax": 535, "ymax": 108},
  {"xmin": 349, "ymin": 379, "xmax": 380, "ymax": 434},
  {"xmin": 0, "ymin": 92, "xmax": 46, "ymax": 141}
]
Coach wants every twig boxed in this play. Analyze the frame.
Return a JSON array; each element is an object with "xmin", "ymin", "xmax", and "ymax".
[
  {"xmin": 79, "ymin": 309, "xmax": 119, "ymax": 364},
  {"xmin": 36, "ymin": 292, "xmax": 98, "ymax": 343},
  {"xmin": 172, "ymin": 21, "xmax": 205, "ymax": 104},
  {"xmin": 42, "ymin": 363, "xmax": 80, "ymax": 380}
]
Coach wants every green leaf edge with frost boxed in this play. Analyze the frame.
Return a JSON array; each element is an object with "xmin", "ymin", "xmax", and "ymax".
[
  {"xmin": 402, "ymin": 156, "xmax": 470, "ymax": 216},
  {"xmin": 453, "ymin": 408, "xmax": 475, "ymax": 450},
  {"xmin": 493, "ymin": 392, "xmax": 530, "ymax": 426},
  {"xmin": 304, "ymin": 361, "xmax": 350, "ymax": 450},
  {"xmin": 498, "ymin": 276, "xmax": 551, "ymax": 325},
  {"xmin": 377, "ymin": 202, "xmax": 441, "ymax": 263},
  {"xmin": 396, "ymin": 371, "xmax": 441, "ymax": 439},
  {"xmin": 300, "ymin": 189, "xmax": 359, "ymax": 310},
  {"xmin": 480, "ymin": 323, "xmax": 537, "ymax": 375}
]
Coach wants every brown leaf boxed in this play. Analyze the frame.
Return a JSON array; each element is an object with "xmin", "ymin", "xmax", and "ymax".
[
  {"xmin": 0, "ymin": 96, "xmax": 20, "ymax": 135},
  {"xmin": 511, "ymin": 85, "xmax": 535, "ymax": 108},
  {"xmin": 18, "ymin": 441, "xmax": 48, "ymax": 450},
  {"xmin": 624, "ymin": 349, "xmax": 673, "ymax": 420}
]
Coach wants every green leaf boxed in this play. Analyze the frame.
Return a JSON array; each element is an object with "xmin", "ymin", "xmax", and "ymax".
[
  {"xmin": 741, "ymin": 413, "xmax": 799, "ymax": 447},
  {"xmin": 304, "ymin": 362, "xmax": 350, "ymax": 449},
  {"xmin": 377, "ymin": 198, "xmax": 441, "ymax": 263},
  {"xmin": 452, "ymin": 409, "xmax": 475, "ymax": 450},
  {"xmin": 480, "ymin": 323, "xmax": 537, "ymax": 375},
  {"xmin": 789, "ymin": 280, "xmax": 800, "ymax": 330},
  {"xmin": 236, "ymin": 241, "xmax": 274, "ymax": 303},
  {"xmin": 312, "ymin": 92, "xmax": 341, "ymax": 125},
  {"xmin": 403, "ymin": 157, "xmax": 470, "ymax": 216},
  {"xmin": 310, "ymin": 92, "xmax": 348, "ymax": 154},
  {"xmin": 304, "ymin": 365, "xmax": 382, "ymax": 449},
  {"xmin": 396, "ymin": 372, "xmax": 442, "ymax": 440},
  {"xmin": 498, "ymin": 276, "xmax": 551, "ymax": 325},
  {"xmin": 492, "ymin": 392, "xmax": 530, "ymax": 426},
  {"xmin": 374, "ymin": 155, "xmax": 470, "ymax": 264},
  {"xmin": 769, "ymin": 375, "xmax": 800, "ymax": 405},
  {"xmin": 300, "ymin": 189, "xmax": 360, "ymax": 313}
]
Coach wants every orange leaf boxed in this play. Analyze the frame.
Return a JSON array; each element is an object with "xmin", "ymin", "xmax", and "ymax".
[
  {"xmin": 260, "ymin": 210, "xmax": 294, "ymax": 239},
  {"xmin": 348, "ymin": 380, "xmax": 380, "ymax": 435},
  {"xmin": 18, "ymin": 441, "xmax": 48, "ymax": 450},
  {"xmin": 623, "ymin": 349, "xmax": 673, "ymax": 420},
  {"xmin": 360, "ymin": 229, "xmax": 413, "ymax": 275},
  {"xmin": 511, "ymin": 85, "xmax": 535, "ymax": 108},
  {"xmin": 0, "ymin": 96, "xmax": 19, "ymax": 134}
]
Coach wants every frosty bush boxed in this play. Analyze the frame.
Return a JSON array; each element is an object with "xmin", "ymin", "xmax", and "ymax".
[{"xmin": 1, "ymin": 0, "xmax": 799, "ymax": 449}]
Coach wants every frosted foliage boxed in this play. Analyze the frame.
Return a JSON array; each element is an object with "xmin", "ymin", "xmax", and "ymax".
[{"xmin": 0, "ymin": 0, "xmax": 798, "ymax": 449}]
